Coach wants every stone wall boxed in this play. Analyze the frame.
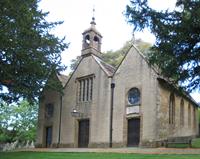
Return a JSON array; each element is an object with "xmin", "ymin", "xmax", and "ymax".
[
  {"xmin": 36, "ymin": 44, "xmax": 199, "ymax": 148},
  {"xmin": 113, "ymin": 46, "xmax": 159, "ymax": 147},
  {"xmin": 157, "ymin": 82, "xmax": 199, "ymax": 140},
  {"xmin": 36, "ymin": 87, "xmax": 62, "ymax": 147},
  {"xmin": 60, "ymin": 55, "xmax": 111, "ymax": 147}
]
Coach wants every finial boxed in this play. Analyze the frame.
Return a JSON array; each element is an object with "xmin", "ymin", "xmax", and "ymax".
[
  {"xmin": 132, "ymin": 32, "xmax": 135, "ymax": 44},
  {"xmin": 90, "ymin": 6, "xmax": 96, "ymax": 25},
  {"xmin": 92, "ymin": 6, "xmax": 95, "ymax": 19}
]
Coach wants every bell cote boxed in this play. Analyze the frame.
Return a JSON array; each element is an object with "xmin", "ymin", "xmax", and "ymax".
[{"xmin": 81, "ymin": 17, "xmax": 102, "ymax": 58}]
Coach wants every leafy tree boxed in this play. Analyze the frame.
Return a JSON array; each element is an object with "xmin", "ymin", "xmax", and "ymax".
[
  {"xmin": 102, "ymin": 40, "xmax": 151, "ymax": 67},
  {"xmin": 70, "ymin": 56, "xmax": 82, "ymax": 72},
  {"xmin": 0, "ymin": 100, "xmax": 38, "ymax": 142},
  {"xmin": 0, "ymin": 102, "xmax": 13, "ymax": 142},
  {"xmin": 0, "ymin": 0, "xmax": 68, "ymax": 103},
  {"xmin": 125, "ymin": 0, "xmax": 200, "ymax": 92},
  {"xmin": 70, "ymin": 39, "xmax": 151, "ymax": 70},
  {"xmin": 101, "ymin": 41, "xmax": 132, "ymax": 68}
]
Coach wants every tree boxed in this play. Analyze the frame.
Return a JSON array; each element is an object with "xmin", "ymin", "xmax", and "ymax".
[
  {"xmin": 70, "ymin": 39, "xmax": 151, "ymax": 71},
  {"xmin": 102, "ymin": 40, "xmax": 151, "ymax": 68},
  {"xmin": 0, "ymin": 100, "xmax": 38, "ymax": 142},
  {"xmin": 101, "ymin": 41, "xmax": 132, "ymax": 68},
  {"xmin": 70, "ymin": 55, "xmax": 82, "ymax": 72},
  {"xmin": 125, "ymin": 0, "xmax": 200, "ymax": 92},
  {"xmin": 0, "ymin": 0, "xmax": 68, "ymax": 103}
]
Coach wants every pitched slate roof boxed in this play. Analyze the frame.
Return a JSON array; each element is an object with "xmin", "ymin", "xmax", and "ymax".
[
  {"xmin": 57, "ymin": 74, "xmax": 69, "ymax": 87},
  {"xmin": 133, "ymin": 44, "xmax": 199, "ymax": 106},
  {"xmin": 112, "ymin": 44, "xmax": 199, "ymax": 106},
  {"xmin": 157, "ymin": 77, "xmax": 199, "ymax": 107},
  {"xmin": 92, "ymin": 55, "xmax": 116, "ymax": 77}
]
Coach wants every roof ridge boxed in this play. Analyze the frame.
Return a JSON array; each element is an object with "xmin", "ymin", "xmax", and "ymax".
[
  {"xmin": 92, "ymin": 55, "xmax": 116, "ymax": 77},
  {"xmin": 56, "ymin": 73, "xmax": 69, "ymax": 87},
  {"xmin": 131, "ymin": 44, "xmax": 161, "ymax": 75}
]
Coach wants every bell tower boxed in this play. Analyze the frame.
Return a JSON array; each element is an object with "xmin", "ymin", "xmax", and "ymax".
[{"xmin": 81, "ymin": 13, "xmax": 102, "ymax": 58}]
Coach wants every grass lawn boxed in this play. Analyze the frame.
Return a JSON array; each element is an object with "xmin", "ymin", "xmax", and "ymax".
[
  {"xmin": 192, "ymin": 138, "xmax": 200, "ymax": 148},
  {"xmin": 1, "ymin": 152, "xmax": 200, "ymax": 159}
]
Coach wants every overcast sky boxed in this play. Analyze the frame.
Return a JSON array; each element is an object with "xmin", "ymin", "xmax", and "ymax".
[
  {"xmin": 39, "ymin": 0, "xmax": 176, "ymax": 67},
  {"xmin": 39, "ymin": 0, "xmax": 199, "ymax": 102}
]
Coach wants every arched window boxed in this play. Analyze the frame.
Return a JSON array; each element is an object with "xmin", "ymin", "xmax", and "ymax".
[
  {"xmin": 193, "ymin": 106, "xmax": 196, "ymax": 129},
  {"xmin": 128, "ymin": 88, "xmax": 140, "ymax": 105},
  {"xmin": 180, "ymin": 99, "xmax": 184, "ymax": 126},
  {"xmin": 188, "ymin": 104, "xmax": 191, "ymax": 127},
  {"xmin": 169, "ymin": 93, "xmax": 175, "ymax": 124},
  {"xmin": 85, "ymin": 35, "xmax": 90, "ymax": 44},
  {"xmin": 94, "ymin": 36, "xmax": 99, "ymax": 43},
  {"xmin": 45, "ymin": 103, "xmax": 54, "ymax": 119}
]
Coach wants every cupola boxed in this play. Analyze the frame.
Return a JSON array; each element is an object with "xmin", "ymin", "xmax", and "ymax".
[{"xmin": 81, "ymin": 16, "xmax": 102, "ymax": 58}]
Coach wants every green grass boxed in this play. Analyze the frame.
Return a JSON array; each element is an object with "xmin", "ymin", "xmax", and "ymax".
[
  {"xmin": 192, "ymin": 138, "xmax": 200, "ymax": 148},
  {"xmin": 1, "ymin": 152, "xmax": 200, "ymax": 159}
]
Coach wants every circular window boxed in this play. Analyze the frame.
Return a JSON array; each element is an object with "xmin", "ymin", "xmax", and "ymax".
[{"xmin": 128, "ymin": 88, "xmax": 140, "ymax": 105}]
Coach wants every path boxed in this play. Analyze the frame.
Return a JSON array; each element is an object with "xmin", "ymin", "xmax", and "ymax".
[{"xmin": 17, "ymin": 147, "xmax": 200, "ymax": 154}]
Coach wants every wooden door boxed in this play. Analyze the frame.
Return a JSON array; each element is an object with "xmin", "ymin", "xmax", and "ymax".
[
  {"xmin": 46, "ymin": 126, "xmax": 52, "ymax": 148},
  {"xmin": 127, "ymin": 118, "xmax": 140, "ymax": 147},
  {"xmin": 78, "ymin": 119, "xmax": 89, "ymax": 148}
]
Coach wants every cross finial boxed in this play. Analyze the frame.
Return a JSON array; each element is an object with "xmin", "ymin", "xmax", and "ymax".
[
  {"xmin": 93, "ymin": 6, "xmax": 95, "ymax": 18},
  {"xmin": 132, "ymin": 32, "xmax": 135, "ymax": 44},
  {"xmin": 90, "ymin": 5, "xmax": 96, "ymax": 25}
]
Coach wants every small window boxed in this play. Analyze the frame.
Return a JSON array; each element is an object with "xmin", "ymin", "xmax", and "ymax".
[
  {"xmin": 45, "ymin": 103, "xmax": 54, "ymax": 118},
  {"xmin": 128, "ymin": 88, "xmax": 140, "ymax": 105}
]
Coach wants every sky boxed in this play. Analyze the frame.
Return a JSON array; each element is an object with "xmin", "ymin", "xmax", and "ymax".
[{"xmin": 39, "ymin": 0, "xmax": 199, "ymax": 103}]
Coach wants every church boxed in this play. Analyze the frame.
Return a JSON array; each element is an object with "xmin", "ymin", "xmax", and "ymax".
[{"xmin": 36, "ymin": 17, "xmax": 199, "ymax": 148}]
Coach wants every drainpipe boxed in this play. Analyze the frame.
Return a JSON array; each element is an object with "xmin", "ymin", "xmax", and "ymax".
[
  {"xmin": 58, "ymin": 95, "xmax": 62, "ymax": 147},
  {"xmin": 110, "ymin": 79, "xmax": 115, "ymax": 148}
]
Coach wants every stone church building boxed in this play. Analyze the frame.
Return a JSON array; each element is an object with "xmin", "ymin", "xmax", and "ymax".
[{"xmin": 36, "ymin": 18, "xmax": 199, "ymax": 148}]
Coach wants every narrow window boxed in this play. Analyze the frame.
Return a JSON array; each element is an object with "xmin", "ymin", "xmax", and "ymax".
[
  {"xmin": 79, "ymin": 80, "xmax": 82, "ymax": 101},
  {"xmin": 86, "ymin": 79, "xmax": 89, "ymax": 101},
  {"xmin": 193, "ymin": 106, "xmax": 196, "ymax": 129},
  {"xmin": 90, "ymin": 77, "xmax": 93, "ymax": 100},
  {"xmin": 180, "ymin": 99, "xmax": 184, "ymax": 126},
  {"xmin": 188, "ymin": 104, "xmax": 191, "ymax": 127},
  {"xmin": 45, "ymin": 103, "xmax": 54, "ymax": 118},
  {"xmin": 169, "ymin": 93, "xmax": 175, "ymax": 124},
  {"xmin": 83, "ymin": 80, "xmax": 85, "ymax": 101}
]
